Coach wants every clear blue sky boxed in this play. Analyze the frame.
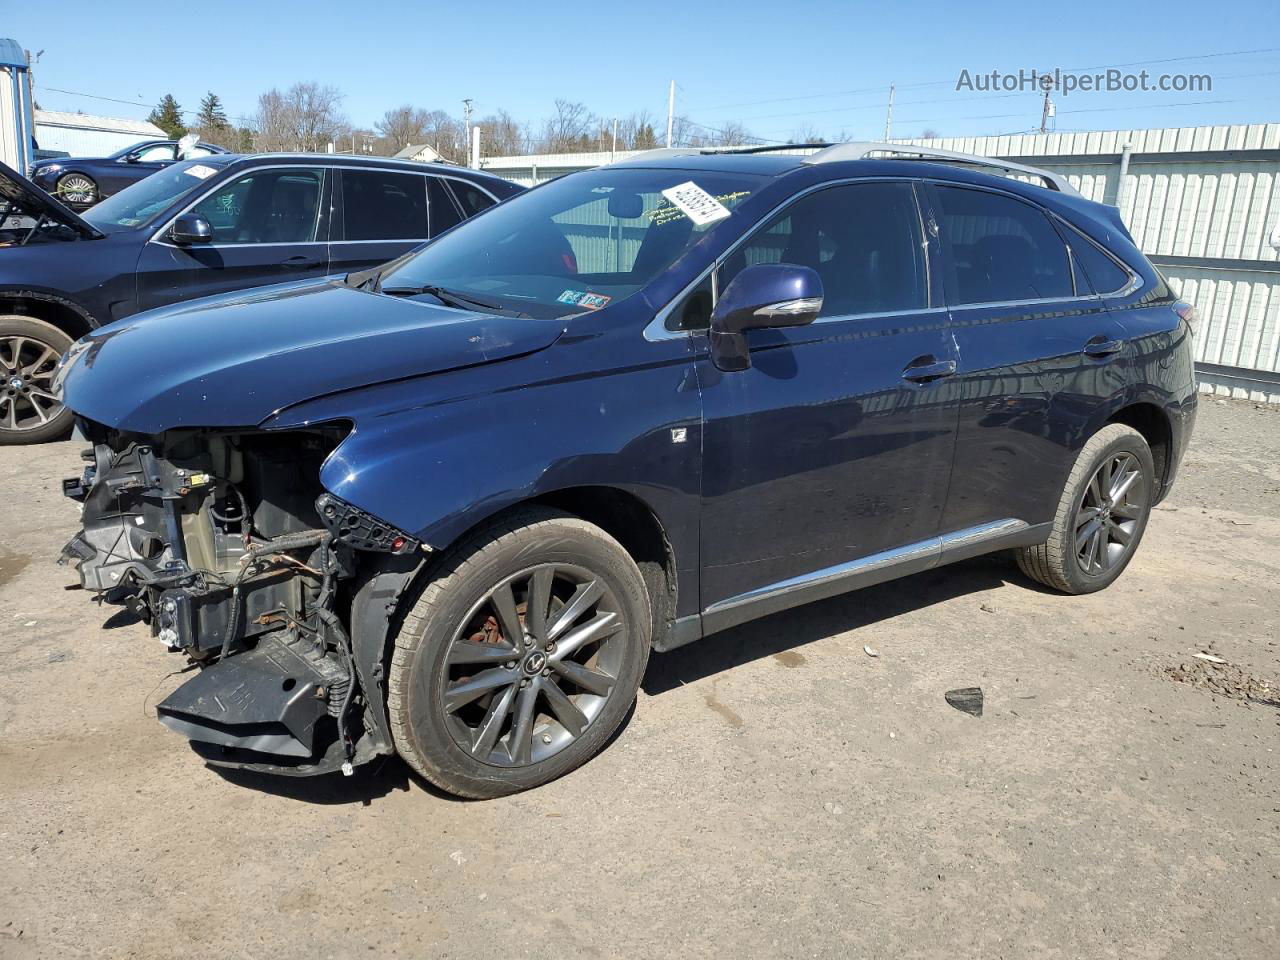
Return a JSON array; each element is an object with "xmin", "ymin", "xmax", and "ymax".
[{"xmin": 4, "ymin": 0, "xmax": 1279, "ymax": 143}]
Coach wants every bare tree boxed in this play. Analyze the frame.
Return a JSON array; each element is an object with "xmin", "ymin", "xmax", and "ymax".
[
  {"xmin": 791, "ymin": 124, "xmax": 827, "ymax": 144},
  {"xmin": 478, "ymin": 109, "xmax": 528, "ymax": 157},
  {"xmin": 376, "ymin": 105, "xmax": 431, "ymax": 151},
  {"xmin": 919, "ymin": 128, "xmax": 942, "ymax": 140},
  {"xmin": 253, "ymin": 82, "xmax": 348, "ymax": 153},
  {"xmin": 541, "ymin": 100, "xmax": 595, "ymax": 152}
]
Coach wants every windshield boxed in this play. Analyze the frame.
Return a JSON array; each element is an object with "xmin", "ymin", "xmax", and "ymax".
[
  {"xmin": 83, "ymin": 158, "xmax": 233, "ymax": 232},
  {"xmin": 376, "ymin": 167, "xmax": 764, "ymax": 318}
]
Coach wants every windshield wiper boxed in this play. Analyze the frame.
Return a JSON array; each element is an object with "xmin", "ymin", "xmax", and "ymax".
[{"xmin": 380, "ymin": 284, "xmax": 531, "ymax": 318}]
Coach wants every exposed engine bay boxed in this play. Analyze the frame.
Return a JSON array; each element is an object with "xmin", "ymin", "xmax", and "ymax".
[{"xmin": 60, "ymin": 421, "xmax": 424, "ymax": 775}]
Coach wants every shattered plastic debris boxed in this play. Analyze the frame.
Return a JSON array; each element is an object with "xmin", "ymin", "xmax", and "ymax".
[
  {"xmin": 945, "ymin": 687, "xmax": 984, "ymax": 717},
  {"xmin": 1192, "ymin": 652, "xmax": 1228, "ymax": 664},
  {"xmin": 863, "ymin": 645, "xmax": 879, "ymax": 658}
]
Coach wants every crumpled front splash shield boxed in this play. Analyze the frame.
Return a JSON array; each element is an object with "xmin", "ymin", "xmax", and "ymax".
[{"xmin": 156, "ymin": 634, "xmax": 343, "ymax": 759}]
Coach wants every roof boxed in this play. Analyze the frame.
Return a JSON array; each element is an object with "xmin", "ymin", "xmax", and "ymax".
[
  {"xmin": 227, "ymin": 152, "xmax": 511, "ymax": 181},
  {"xmin": 0, "ymin": 38, "xmax": 27, "ymax": 69},
  {"xmin": 393, "ymin": 143, "xmax": 443, "ymax": 161},
  {"xmin": 34, "ymin": 110, "xmax": 165, "ymax": 138}
]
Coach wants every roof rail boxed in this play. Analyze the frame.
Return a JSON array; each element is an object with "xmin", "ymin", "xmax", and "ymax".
[{"xmin": 802, "ymin": 142, "xmax": 1080, "ymax": 196}]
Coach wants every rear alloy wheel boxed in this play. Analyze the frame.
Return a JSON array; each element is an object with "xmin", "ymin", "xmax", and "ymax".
[
  {"xmin": 1016, "ymin": 423, "xmax": 1154, "ymax": 594},
  {"xmin": 56, "ymin": 173, "xmax": 97, "ymax": 205},
  {"xmin": 0, "ymin": 315, "xmax": 75, "ymax": 445},
  {"xmin": 388, "ymin": 508, "xmax": 651, "ymax": 798}
]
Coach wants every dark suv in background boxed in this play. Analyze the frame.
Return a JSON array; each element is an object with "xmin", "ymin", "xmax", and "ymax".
[
  {"xmin": 0, "ymin": 154, "xmax": 522, "ymax": 442},
  {"xmin": 56, "ymin": 142, "xmax": 1197, "ymax": 798}
]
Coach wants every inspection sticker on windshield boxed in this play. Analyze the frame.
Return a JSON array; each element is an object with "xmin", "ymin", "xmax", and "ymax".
[
  {"xmin": 660, "ymin": 181, "xmax": 732, "ymax": 226},
  {"xmin": 557, "ymin": 290, "xmax": 611, "ymax": 310},
  {"xmin": 183, "ymin": 164, "xmax": 217, "ymax": 180}
]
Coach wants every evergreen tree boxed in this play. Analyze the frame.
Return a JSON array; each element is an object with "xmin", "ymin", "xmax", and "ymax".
[
  {"xmin": 196, "ymin": 92, "xmax": 230, "ymax": 135},
  {"xmin": 147, "ymin": 94, "xmax": 186, "ymax": 139},
  {"xmin": 632, "ymin": 123, "xmax": 658, "ymax": 150}
]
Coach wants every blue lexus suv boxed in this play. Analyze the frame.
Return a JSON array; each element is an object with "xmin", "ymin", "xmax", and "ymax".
[{"xmin": 56, "ymin": 143, "xmax": 1198, "ymax": 797}]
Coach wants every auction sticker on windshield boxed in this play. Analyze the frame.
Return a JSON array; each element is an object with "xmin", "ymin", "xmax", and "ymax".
[
  {"xmin": 184, "ymin": 164, "xmax": 217, "ymax": 180},
  {"xmin": 661, "ymin": 181, "xmax": 732, "ymax": 226},
  {"xmin": 557, "ymin": 290, "xmax": 612, "ymax": 310}
]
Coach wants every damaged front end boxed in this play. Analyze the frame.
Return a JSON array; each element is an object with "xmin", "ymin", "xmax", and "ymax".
[{"xmin": 60, "ymin": 421, "xmax": 424, "ymax": 775}]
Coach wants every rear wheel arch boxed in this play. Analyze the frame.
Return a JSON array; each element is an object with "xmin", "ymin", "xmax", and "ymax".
[{"xmin": 1106, "ymin": 401, "xmax": 1172, "ymax": 493}]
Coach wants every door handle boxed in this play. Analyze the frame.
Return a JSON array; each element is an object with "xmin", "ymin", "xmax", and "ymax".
[
  {"xmin": 280, "ymin": 255, "xmax": 322, "ymax": 268},
  {"xmin": 1083, "ymin": 337, "xmax": 1124, "ymax": 358},
  {"xmin": 901, "ymin": 358, "xmax": 957, "ymax": 383}
]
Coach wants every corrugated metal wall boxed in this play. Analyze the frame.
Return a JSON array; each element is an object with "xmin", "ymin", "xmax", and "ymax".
[
  {"xmin": 481, "ymin": 124, "xmax": 1280, "ymax": 401},
  {"xmin": 34, "ymin": 112, "xmax": 166, "ymax": 158},
  {"xmin": 897, "ymin": 125, "xmax": 1280, "ymax": 401}
]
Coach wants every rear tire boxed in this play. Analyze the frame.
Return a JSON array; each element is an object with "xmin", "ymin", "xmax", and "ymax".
[
  {"xmin": 387, "ymin": 507, "xmax": 652, "ymax": 798},
  {"xmin": 0, "ymin": 315, "xmax": 75, "ymax": 445},
  {"xmin": 1016, "ymin": 423, "xmax": 1154, "ymax": 594}
]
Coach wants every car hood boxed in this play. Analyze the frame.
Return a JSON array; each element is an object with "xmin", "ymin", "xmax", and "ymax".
[
  {"xmin": 60, "ymin": 278, "xmax": 565, "ymax": 433},
  {"xmin": 0, "ymin": 160, "xmax": 103, "ymax": 239}
]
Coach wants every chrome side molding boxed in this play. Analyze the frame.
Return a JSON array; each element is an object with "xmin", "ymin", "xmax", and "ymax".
[{"xmin": 693, "ymin": 518, "xmax": 1050, "ymax": 640}]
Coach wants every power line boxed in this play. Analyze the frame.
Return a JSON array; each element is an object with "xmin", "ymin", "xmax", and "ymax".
[{"xmin": 685, "ymin": 45, "xmax": 1280, "ymax": 115}]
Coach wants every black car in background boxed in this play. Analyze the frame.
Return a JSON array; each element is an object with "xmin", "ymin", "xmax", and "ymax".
[
  {"xmin": 0, "ymin": 153, "xmax": 523, "ymax": 443},
  {"xmin": 28, "ymin": 139, "xmax": 230, "ymax": 206}
]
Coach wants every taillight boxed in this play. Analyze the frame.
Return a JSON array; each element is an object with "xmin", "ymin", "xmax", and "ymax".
[{"xmin": 1173, "ymin": 300, "xmax": 1200, "ymax": 337}]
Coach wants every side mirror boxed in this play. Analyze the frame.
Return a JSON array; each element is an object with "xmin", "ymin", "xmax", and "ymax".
[
  {"xmin": 709, "ymin": 263, "xmax": 823, "ymax": 371},
  {"xmin": 123, "ymin": 152, "xmax": 141, "ymax": 164},
  {"xmin": 170, "ymin": 213, "xmax": 213, "ymax": 245}
]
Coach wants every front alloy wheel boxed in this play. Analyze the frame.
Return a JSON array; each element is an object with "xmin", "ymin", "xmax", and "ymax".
[
  {"xmin": 388, "ymin": 507, "xmax": 652, "ymax": 798},
  {"xmin": 0, "ymin": 316, "xmax": 74, "ymax": 444},
  {"xmin": 443, "ymin": 563, "xmax": 626, "ymax": 767},
  {"xmin": 56, "ymin": 173, "xmax": 97, "ymax": 205}
]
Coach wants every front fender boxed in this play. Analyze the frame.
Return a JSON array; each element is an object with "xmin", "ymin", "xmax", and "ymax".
[{"xmin": 264, "ymin": 331, "xmax": 702, "ymax": 571}]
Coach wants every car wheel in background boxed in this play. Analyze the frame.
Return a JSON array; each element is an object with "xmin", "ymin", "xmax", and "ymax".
[
  {"xmin": 0, "ymin": 315, "xmax": 75, "ymax": 445},
  {"xmin": 55, "ymin": 173, "xmax": 97, "ymax": 206},
  {"xmin": 1016, "ymin": 423, "xmax": 1155, "ymax": 594},
  {"xmin": 387, "ymin": 507, "xmax": 652, "ymax": 798}
]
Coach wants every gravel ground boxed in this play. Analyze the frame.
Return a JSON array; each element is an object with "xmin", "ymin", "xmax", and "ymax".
[{"xmin": 1, "ymin": 396, "xmax": 1277, "ymax": 959}]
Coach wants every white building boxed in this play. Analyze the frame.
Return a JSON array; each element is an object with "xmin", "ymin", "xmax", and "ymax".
[
  {"xmin": 393, "ymin": 143, "xmax": 446, "ymax": 164},
  {"xmin": 34, "ymin": 110, "xmax": 166, "ymax": 157}
]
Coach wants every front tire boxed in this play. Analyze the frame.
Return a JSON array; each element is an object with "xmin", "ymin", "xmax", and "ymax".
[
  {"xmin": 1016, "ymin": 423, "xmax": 1155, "ymax": 594},
  {"xmin": 0, "ymin": 315, "xmax": 74, "ymax": 445},
  {"xmin": 55, "ymin": 172, "xmax": 97, "ymax": 206},
  {"xmin": 387, "ymin": 507, "xmax": 652, "ymax": 798}
]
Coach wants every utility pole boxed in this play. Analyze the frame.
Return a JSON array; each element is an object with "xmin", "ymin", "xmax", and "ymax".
[
  {"xmin": 462, "ymin": 98, "xmax": 474, "ymax": 160},
  {"xmin": 611, "ymin": 116, "xmax": 619, "ymax": 161},
  {"xmin": 666, "ymin": 80, "xmax": 675, "ymax": 148},
  {"xmin": 884, "ymin": 84, "xmax": 895, "ymax": 141},
  {"xmin": 1039, "ymin": 82, "xmax": 1055, "ymax": 134}
]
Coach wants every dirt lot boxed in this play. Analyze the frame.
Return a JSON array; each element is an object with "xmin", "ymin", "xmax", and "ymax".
[{"xmin": 1, "ymin": 397, "xmax": 1277, "ymax": 960}]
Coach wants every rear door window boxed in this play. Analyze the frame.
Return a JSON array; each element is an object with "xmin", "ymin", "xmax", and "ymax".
[
  {"xmin": 717, "ymin": 181, "xmax": 928, "ymax": 319},
  {"xmin": 341, "ymin": 169, "xmax": 429, "ymax": 241},
  {"xmin": 934, "ymin": 186, "xmax": 1074, "ymax": 304}
]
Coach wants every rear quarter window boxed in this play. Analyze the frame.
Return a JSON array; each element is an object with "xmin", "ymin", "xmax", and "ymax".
[{"xmin": 1067, "ymin": 229, "xmax": 1132, "ymax": 294}]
